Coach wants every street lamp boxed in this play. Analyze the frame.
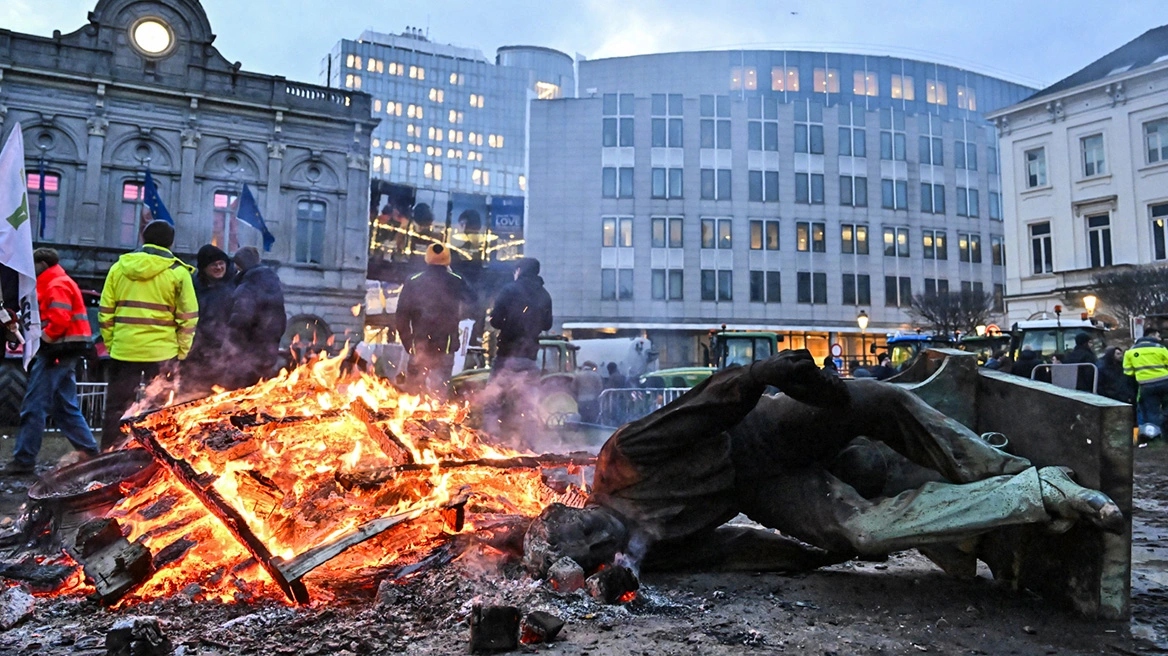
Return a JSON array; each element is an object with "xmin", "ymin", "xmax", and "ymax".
[
  {"xmin": 975, "ymin": 324, "xmax": 987, "ymax": 337},
  {"xmin": 1083, "ymin": 294, "xmax": 1098, "ymax": 317},
  {"xmin": 856, "ymin": 310, "xmax": 869, "ymax": 332}
]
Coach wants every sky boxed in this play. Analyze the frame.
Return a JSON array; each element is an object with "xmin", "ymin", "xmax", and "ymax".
[{"xmin": 6, "ymin": 1, "xmax": 1168, "ymax": 90}]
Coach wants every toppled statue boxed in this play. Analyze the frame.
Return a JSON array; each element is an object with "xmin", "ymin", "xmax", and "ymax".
[{"xmin": 525, "ymin": 350, "xmax": 1123, "ymax": 578}]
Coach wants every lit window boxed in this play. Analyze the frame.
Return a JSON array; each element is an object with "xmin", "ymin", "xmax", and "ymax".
[
  {"xmin": 344, "ymin": 74, "xmax": 361, "ymax": 89},
  {"xmin": 119, "ymin": 181, "xmax": 145, "ymax": 246},
  {"xmin": 730, "ymin": 67, "xmax": 757, "ymax": 90},
  {"xmin": 926, "ymin": 79, "xmax": 948, "ymax": 105},
  {"xmin": 535, "ymin": 81, "xmax": 560, "ymax": 99},
  {"xmin": 449, "ymin": 72, "xmax": 464, "ymax": 85},
  {"xmin": 372, "ymin": 138, "xmax": 381, "ymax": 149},
  {"xmin": 957, "ymin": 85, "xmax": 977, "ymax": 110},
  {"xmin": 389, "ymin": 62, "xmax": 403, "ymax": 76},
  {"xmin": 366, "ymin": 58, "xmax": 379, "ymax": 72},
  {"xmin": 26, "ymin": 171, "xmax": 60, "ymax": 240},
  {"xmin": 771, "ymin": 66, "xmax": 799, "ymax": 91},
  {"xmin": 448, "ymin": 109, "xmax": 464, "ymax": 124},
  {"xmin": 409, "ymin": 65, "xmax": 424, "ymax": 80},
  {"xmin": 853, "ymin": 71, "xmax": 878, "ymax": 96},
  {"xmin": 428, "ymin": 88, "xmax": 444, "ymax": 103},
  {"xmin": 891, "ymin": 74, "xmax": 915, "ymax": 101},
  {"xmin": 814, "ymin": 68, "xmax": 840, "ymax": 93},
  {"xmin": 372, "ymin": 99, "xmax": 382, "ymax": 113},
  {"xmin": 518, "ymin": 175, "xmax": 527, "ymax": 191}
]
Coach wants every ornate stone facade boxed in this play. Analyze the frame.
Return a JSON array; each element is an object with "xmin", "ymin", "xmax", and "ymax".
[{"xmin": 0, "ymin": 0, "xmax": 377, "ymax": 338}]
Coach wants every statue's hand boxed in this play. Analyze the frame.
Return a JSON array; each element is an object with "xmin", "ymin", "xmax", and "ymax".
[{"xmin": 751, "ymin": 350, "xmax": 850, "ymax": 407}]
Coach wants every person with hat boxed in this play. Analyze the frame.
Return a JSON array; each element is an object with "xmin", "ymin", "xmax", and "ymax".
[
  {"xmin": 180, "ymin": 245, "xmax": 237, "ymax": 397},
  {"xmin": 1124, "ymin": 328, "xmax": 1168, "ymax": 439},
  {"xmin": 225, "ymin": 246, "xmax": 286, "ymax": 390},
  {"xmin": 1, "ymin": 249, "xmax": 100, "ymax": 475},
  {"xmin": 99, "ymin": 220, "xmax": 198, "ymax": 448},
  {"xmin": 395, "ymin": 243, "xmax": 475, "ymax": 397},
  {"xmin": 1062, "ymin": 332, "xmax": 1099, "ymax": 392}
]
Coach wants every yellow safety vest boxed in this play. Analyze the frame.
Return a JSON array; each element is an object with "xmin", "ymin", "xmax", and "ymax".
[
  {"xmin": 98, "ymin": 245, "xmax": 199, "ymax": 362},
  {"xmin": 1123, "ymin": 339, "xmax": 1168, "ymax": 385}
]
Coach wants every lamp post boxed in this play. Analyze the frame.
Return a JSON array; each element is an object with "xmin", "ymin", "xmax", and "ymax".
[
  {"xmin": 857, "ymin": 310, "xmax": 869, "ymax": 366},
  {"xmin": 1084, "ymin": 294, "xmax": 1098, "ymax": 318}
]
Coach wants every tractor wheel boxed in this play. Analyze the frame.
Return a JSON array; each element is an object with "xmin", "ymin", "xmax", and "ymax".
[{"xmin": 0, "ymin": 361, "xmax": 27, "ymax": 428}]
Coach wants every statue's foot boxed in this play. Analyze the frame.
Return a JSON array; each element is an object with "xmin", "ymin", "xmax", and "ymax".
[{"xmin": 1038, "ymin": 466, "xmax": 1124, "ymax": 534}]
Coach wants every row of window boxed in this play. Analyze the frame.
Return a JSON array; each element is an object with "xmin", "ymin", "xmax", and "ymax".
[
  {"xmin": 603, "ymin": 166, "xmax": 1003, "ymax": 217},
  {"xmin": 600, "ymin": 216, "xmax": 1004, "ymax": 263},
  {"xmin": 1023, "ymin": 119, "xmax": 1168, "ymax": 190},
  {"xmin": 344, "ymin": 54, "xmax": 426, "ymax": 79},
  {"xmin": 601, "ymin": 267, "xmax": 1002, "ymax": 308},
  {"xmin": 1027, "ymin": 209, "xmax": 1168, "ymax": 275},
  {"xmin": 722, "ymin": 66, "xmax": 977, "ymax": 108}
]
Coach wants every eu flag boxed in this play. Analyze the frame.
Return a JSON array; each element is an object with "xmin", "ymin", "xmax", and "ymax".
[
  {"xmin": 142, "ymin": 171, "xmax": 173, "ymax": 225},
  {"xmin": 237, "ymin": 183, "xmax": 275, "ymax": 252}
]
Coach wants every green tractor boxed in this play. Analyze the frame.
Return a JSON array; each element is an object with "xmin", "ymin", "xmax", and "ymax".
[
  {"xmin": 448, "ymin": 334, "xmax": 583, "ymax": 425},
  {"xmin": 639, "ymin": 329, "xmax": 782, "ymax": 388}
]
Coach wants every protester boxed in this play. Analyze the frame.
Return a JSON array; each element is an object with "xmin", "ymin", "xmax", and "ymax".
[
  {"xmin": 983, "ymin": 350, "xmax": 1006, "ymax": 370},
  {"xmin": 849, "ymin": 359, "xmax": 873, "ymax": 379},
  {"xmin": 1097, "ymin": 346, "xmax": 1136, "ymax": 405},
  {"xmin": 225, "ymin": 247, "xmax": 286, "ymax": 390},
  {"xmin": 822, "ymin": 356, "xmax": 840, "ymax": 376},
  {"xmin": 574, "ymin": 361, "xmax": 605, "ymax": 424},
  {"xmin": 99, "ymin": 221, "xmax": 198, "ymax": 448},
  {"xmin": 1124, "ymin": 328, "xmax": 1168, "ymax": 436},
  {"xmin": 869, "ymin": 354, "xmax": 895, "ymax": 381},
  {"xmin": 181, "ymin": 245, "xmax": 236, "ymax": 397},
  {"xmin": 1011, "ymin": 345, "xmax": 1042, "ymax": 380},
  {"xmin": 1, "ymin": 249, "xmax": 100, "ymax": 474},
  {"xmin": 483, "ymin": 257, "xmax": 553, "ymax": 441},
  {"xmin": 395, "ymin": 243, "xmax": 474, "ymax": 397},
  {"xmin": 604, "ymin": 362, "xmax": 628, "ymax": 389}
]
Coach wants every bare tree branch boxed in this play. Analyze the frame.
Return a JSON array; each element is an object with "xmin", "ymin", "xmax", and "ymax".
[
  {"xmin": 908, "ymin": 290, "xmax": 995, "ymax": 336},
  {"xmin": 1090, "ymin": 266, "xmax": 1168, "ymax": 327}
]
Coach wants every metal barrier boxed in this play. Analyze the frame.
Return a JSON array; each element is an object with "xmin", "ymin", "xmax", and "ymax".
[
  {"xmin": 597, "ymin": 387, "xmax": 689, "ymax": 427},
  {"xmin": 1031, "ymin": 363, "xmax": 1098, "ymax": 394},
  {"xmin": 75, "ymin": 382, "xmax": 107, "ymax": 429}
]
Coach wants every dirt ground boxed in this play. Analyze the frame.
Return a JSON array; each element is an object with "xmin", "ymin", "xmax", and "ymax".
[{"xmin": 0, "ymin": 432, "xmax": 1165, "ymax": 655}]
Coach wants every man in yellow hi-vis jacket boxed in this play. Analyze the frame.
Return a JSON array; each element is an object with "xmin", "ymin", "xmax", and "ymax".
[
  {"xmin": 98, "ymin": 221, "xmax": 198, "ymax": 448},
  {"xmin": 1123, "ymin": 327, "xmax": 1168, "ymax": 437}
]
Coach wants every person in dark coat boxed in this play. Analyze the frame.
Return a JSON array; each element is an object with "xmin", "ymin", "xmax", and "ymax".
[
  {"xmin": 604, "ymin": 362, "xmax": 628, "ymax": 389},
  {"xmin": 182, "ymin": 245, "xmax": 237, "ymax": 397},
  {"xmin": 483, "ymin": 258, "xmax": 553, "ymax": 443},
  {"xmin": 868, "ymin": 354, "xmax": 895, "ymax": 381},
  {"xmin": 1011, "ymin": 346, "xmax": 1041, "ymax": 379},
  {"xmin": 1097, "ymin": 346, "xmax": 1137, "ymax": 405},
  {"xmin": 226, "ymin": 247, "xmax": 287, "ymax": 389},
  {"xmin": 395, "ymin": 243, "xmax": 475, "ymax": 397},
  {"xmin": 1062, "ymin": 333, "xmax": 1098, "ymax": 392}
]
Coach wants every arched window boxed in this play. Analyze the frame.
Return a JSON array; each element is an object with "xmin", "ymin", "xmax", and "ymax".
[
  {"xmin": 212, "ymin": 190, "xmax": 240, "ymax": 251},
  {"xmin": 295, "ymin": 199, "xmax": 326, "ymax": 264},
  {"xmin": 26, "ymin": 170, "xmax": 61, "ymax": 241},
  {"xmin": 119, "ymin": 180, "xmax": 146, "ymax": 247}
]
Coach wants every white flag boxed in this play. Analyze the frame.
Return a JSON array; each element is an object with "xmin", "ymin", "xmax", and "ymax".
[{"xmin": 0, "ymin": 124, "xmax": 40, "ymax": 368}]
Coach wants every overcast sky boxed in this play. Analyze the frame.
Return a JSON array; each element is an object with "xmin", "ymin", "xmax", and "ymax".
[{"xmin": 7, "ymin": 1, "xmax": 1168, "ymax": 90}]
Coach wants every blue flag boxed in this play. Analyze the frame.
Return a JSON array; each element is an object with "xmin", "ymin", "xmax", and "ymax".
[
  {"xmin": 237, "ymin": 183, "xmax": 275, "ymax": 252},
  {"xmin": 142, "ymin": 170, "xmax": 173, "ymax": 225},
  {"xmin": 36, "ymin": 160, "xmax": 46, "ymax": 240}
]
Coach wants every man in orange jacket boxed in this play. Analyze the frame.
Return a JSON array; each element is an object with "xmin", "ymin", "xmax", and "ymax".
[{"xmin": 2, "ymin": 249, "xmax": 99, "ymax": 475}]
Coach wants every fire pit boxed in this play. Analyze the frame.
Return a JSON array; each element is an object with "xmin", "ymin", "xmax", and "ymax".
[{"xmin": 29, "ymin": 449, "xmax": 158, "ymax": 511}]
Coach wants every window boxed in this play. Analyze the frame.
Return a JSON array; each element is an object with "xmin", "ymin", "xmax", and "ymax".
[
  {"xmin": 652, "ymin": 269, "xmax": 684, "ymax": 300},
  {"xmin": 920, "ymin": 183, "xmax": 945, "ymax": 214},
  {"xmin": 345, "ymin": 54, "xmax": 361, "ymax": 69},
  {"xmin": 428, "ymin": 88, "xmax": 444, "ymax": 103},
  {"xmin": 700, "ymin": 95, "xmax": 731, "ymax": 149},
  {"xmin": 794, "ymin": 101, "xmax": 824, "ymax": 154},
  {"xmin": 750, "ymin": 220, "xmax": 780, "ymax": 250},
  {"xmin": 119, "ymin": 181, "xmax": 144, "ymax": 246},
  {"xmin": 883, "ymin": 226, "xmax": 910, "ymax": 258},
  {"xmin": 701, "ymin": 269, "xmax": 732, "ymax": 301},
  {"xmin": 957, "ymin": 85, "xmax": 977, "ymax": 111},
  {"xmin": 408, "ymin": 65, "xmax": 424, "ymax": 79},
  {"xmin": 956, "ymin": 187, "xmax": 979, "ymax": 217},
  {"xmin": 989, "ymin": 191, "xmax": 1002, "ymax": 221},
  {"xmin": 602, "ymin": 168, "xmax": 616, "ymax": 198},
  {"xmin": 1153, "ymin": 203, "xmax": 1168, "ymax": 261},
  {"xmin": 841, "ymin": 223, "xmax": 869, "ymax": 254},
  {"xmin": 958, "ymin": 232, "xmax": 982, "ymax": 263},
  {"xmin": 881, "ymin": 179, "xmax": 909, "ymax": 210},
  {"xmin": 1087, "ymin": 214, "xmax": 1113, "ymax": 268},
  {"xmin": 797, "ymin": 272, "xmax": 827, "ymax": 304},
  {"xmin": 469, "ymin": 93, "xmax": 484, "ymax": 108},
  {"xmin": 1025, "ymin": 148, "xmax": 1047, "ymax": 188},
  {"xmin": 1081, "ymin": 134, "xmax": 1106, "ymax": 177},
  {"xmin": 988, "ymin": 146, "xmax": 999, "ymax": 174},
  {"xmin": 651, "ymin": 93, "xmax": 684, "ymax": 148},
  {"xmin": 919, "ymin": 135, "xmax": 944, "ymax": 166},
  {"xmin": 602, "ymin": 167, "xmax": 633, "ymax": 198},
  {"xmin": 750, "ymin": 270, "xmax": 782, "ymax": 303},
  {"xmin": 839, "ymin": 175, "xmax": 868, "ymax": 206},
  {"xmin": 796, "ymin": 221, "xmax": 826, "ymax": 252},
  {"xmin": 890, "ymin": 74, "xmax": 915, "ymax": 100},
  {"xmin": 1145, "ymin": 118, "xmax": 1168, "ymax": 163},
  {"xmin": 1030, "ymin": 222, "xmax": 1053, "ymax": 274},
  {"xmin": 747, "ymin": 97, "xmax": 779, "ymax": 151},
  {"xmin": 652, "ymin": 168, "xmax": 684, "ymax": 199},
  {"xmin": 211, "ymin": 191, "xmax": 240, "ymax": 251},
  {"xmin": 991, "ymin": 235, "xmax": 1005, "ymax": 266},
  {"xmin": 407, "ymin": 104, "xmax": 423, "ymax": 119},
  {"xmin": 388, "ymin": 62, "xmax": 403, "ymax": 76},
  {"xmin": 795, "ymin": 173, "xmax": 825, "ymax": 204},
  {"xmin": 926, "ymin": 78, "xmax": 948, "ymax": 105},
  {"xmin": 601, "ymin": 217, "xmax": 634, "ymax": 300},
  {"xmin": 603, "ymin": 93, "xmax": 634, "ymax": 147},
  {"xmin": 730, "ymin": 66, "xmax": 758, "ymax": 90},
  {"xmin": 924, "ymin": 278, "xmax": 950, "ymax": 297},
  {"xmin": 838, "ymin": 104, "xmax": 866, "ymax": 157},
  {"xmin": 619, "ymin": 168, "xmax": 633, "ymax": 198},
  {"xmin": 922, "ymin": 229, "xmax": 947, "ymax": 260},
  {"xmin": 842, "ymin": 273, "xmax": 871, "ymax": 306},
  {"xmin": 879, "ymin": 108, "xmax": 906, "ymax": 161},
  {"xmin": 26, "ymin": 171, "xmax": 59, "ymax": 240},
  {"xmin": 652, "ymin": 217, "xmax": 684, "ymax": 248},
  {"xmin": 954, "ymin": 141, "xmax": 977, "ymax": 170},
  {"xmin": 813, "ymin": 68, "xmax": 840, "ymax": 93},
  {"xmin": 853, "ymin": 70, "xmax": 878, "ymax": 96},
  {"xmin": 748, "ymin": 170, "xmax": 780, "ymax": 202},
  {"xmin": 601, "ymin": 269, "xmax": 634, "ymax": 301},
  {"xmin": 885, "ymin": 276, "xmax": 912, "ymax": 307},
  {"xmin": 701, "ymin": 218, "xmax": 733, "ymax": 249},
  {"xmin": 701, "ymin": 169, "xmax": 731, "ymax": 200},
  {"xmin": 771, "ymin": 66, "xmax": 800, "ymax": 91},
  {"xmin": 344, "ymin": 73, "xmax": 361, "ymax": 90},
  {"xmin": 295, "ymin": 199, "xmax": 326, "ymax": 264},
  {"xmin": 993, "ymin": 284, "xmax": 1005, "ymax": 313},
  {"xmin": 960, "ymin": 281, "xmax": 985, "ymax": 296}
]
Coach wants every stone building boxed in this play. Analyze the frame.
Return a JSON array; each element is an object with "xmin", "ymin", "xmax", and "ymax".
[{"xmin": 0, "ymin": 0, "xmax": 377, "ymax": 340}]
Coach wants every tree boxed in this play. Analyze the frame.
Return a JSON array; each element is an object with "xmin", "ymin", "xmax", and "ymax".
[
  {"xmin": 908, "ymin": 290, "xmax": 995, "ymax": 337},
  {"xmin": 1090, "ymin": 265, "xmax": 1168, "ymax": 326}
]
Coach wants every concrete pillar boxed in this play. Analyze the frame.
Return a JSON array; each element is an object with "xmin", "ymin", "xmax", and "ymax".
[
  {"xmin": 265, "ymin": 140, "xmax": 284, "ymax": 259},
  {"xmin": 79, "ymin": 116, "xmax": 109, "ymax": 245},
  {"xmin": 176, "ymin": 128, "xmax": 199, "ymax": 252}
]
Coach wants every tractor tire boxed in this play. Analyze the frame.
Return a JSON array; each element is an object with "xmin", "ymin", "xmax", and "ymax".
[{"xmin": 0, "ymin": 361, "xmax": 27, "ymax": 428}]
